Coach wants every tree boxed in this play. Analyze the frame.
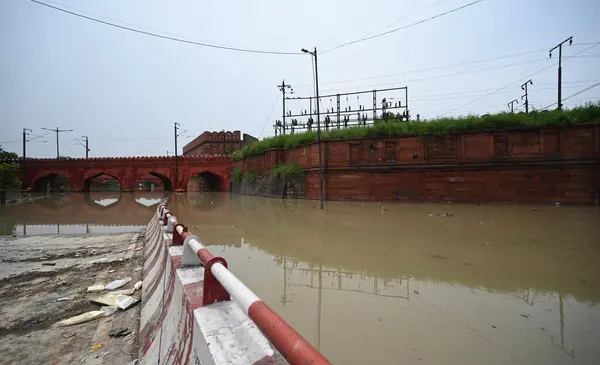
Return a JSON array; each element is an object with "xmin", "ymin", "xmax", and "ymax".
[{"xmin": 0, "ymin": 147, "xmax": 20, "ymax": 204}]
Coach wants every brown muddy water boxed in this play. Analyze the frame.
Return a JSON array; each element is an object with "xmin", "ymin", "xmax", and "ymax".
[
  {"xmin": 170, "ymin": 193, "xmax": 600, "ymax": 365},
  {"xmin": 1, "ymin": 192, "xmax": 599, "ymax": 364}
]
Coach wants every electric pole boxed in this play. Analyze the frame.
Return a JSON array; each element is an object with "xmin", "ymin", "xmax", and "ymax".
[
  {"xmin": 82, "ymin": 136, "xmax": 89, "ymax": 159},
  {"xmin": 301, "ymin": 47, "xmax": 324, "ymax": 210},
  {"xmin": 174, "ymin": 123, "xmax": 186, "ymax": 191},
  {"xmin": 22, "ymin": 128, "xmax": 32, "ymax": 161},
  {"xmin": 174, "ymin": 122, "xmax": 179, "ymax": 190},
  {"xmin": 278, "ymin": 80, "xmax": 293, "ymax": 135},
  {"xmin": 41, "ymin": 127, "xmax": 73, "ymax": 191},
  {"xmin": 549, "ymin": 36, "xmax": 573, "ymax": 110},
  {"xmin": 521, "ymin": 80, "xmax": 533, "ymax": 114},
  {"xmin": 22, "ymin": 128, "xmax": 32, "ymax": 190},
  {"xmin": 74, "ymin": 136, "xmax": 90, "ymax": 158},
  {"xmin": 508, "ymin": 99, "xmax": 519, "ymax": 113}
]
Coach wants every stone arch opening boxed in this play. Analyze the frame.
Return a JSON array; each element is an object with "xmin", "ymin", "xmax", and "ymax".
[
  {"xmin": 32, "ymin": 173, "xmax": 71, "ymax": 193},
  {"xmin": 136, "ymin": 172, "xmax": 172, "ymax": 191},
  {"xmin": 187, "ymin": 171, "xmax": 224, "ymax": 192},
  {"xmin": 84, "ymin": 173, "xmax": 121, "ymax": 192}
]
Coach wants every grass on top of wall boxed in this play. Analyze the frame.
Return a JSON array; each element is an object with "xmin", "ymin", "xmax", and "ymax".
[{"xmin": 231, "ymin": 102, "xmax": 600, "ymax": 160}]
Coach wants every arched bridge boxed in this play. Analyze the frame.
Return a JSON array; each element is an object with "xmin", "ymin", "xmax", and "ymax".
[{"xmin": 19, "ymin": 155, "xmax": 231, "ymax": 193}]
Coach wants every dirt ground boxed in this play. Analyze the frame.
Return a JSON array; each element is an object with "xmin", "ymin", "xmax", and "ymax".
[{"xmin": 0, "ymin": 231, "xmax": 146, "ymax": 365}]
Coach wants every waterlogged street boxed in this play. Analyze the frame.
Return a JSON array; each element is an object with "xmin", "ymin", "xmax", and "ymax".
[
  {"xmin": 1, "ymin": 192, "xmax": 599, "ymax": 364},
  {"xmin": 170, "ymin": 193, "xmax": 600, "ymax": 365}
]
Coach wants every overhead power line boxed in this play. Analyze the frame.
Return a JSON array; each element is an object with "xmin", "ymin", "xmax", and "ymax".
[
  {"xmin": 29, "ymin": 0, "xmax": 302, "ymax": 55},
  {"xmin": 322, "ymin": 0, "xmax": 485, "ymax": 54},
  {"xmin": 364, "ymin": 0, "xmax": 453, "ymax": 37},
  {"xmin": 435, "ymin": 42, "xmax": 600, "ymax": 117},
  {"xmin": 539, "ymin": 82, "xmax": 600, "ymax": 111},
  {"xmin": 296, "ymin": 46, "xmax": 598, "ymax": 88}
]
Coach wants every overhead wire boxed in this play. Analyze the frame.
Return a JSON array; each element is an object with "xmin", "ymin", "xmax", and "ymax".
[
  {"xmin": 378, "ymin": 0, "xmax": 453, "ymax": 32},
  {"xmin": 29, "ymin": 0, "xmax": 303, "ymax": 55},
  {"xmin": 322, "ymin": 0, "xmax": 485, "ymax": 54},
  {"xmin": 435, "ymin": 42, "xmax": 600, "ymax": 117},
  {"xmin": 259, "ymin": 94, "xmax": 282, "ymax": 138},
  {"xmin": 539, "ymin": 82, "xmax": 600, "ymax": 111},
  {"xmin": 296, "ymin": 46, "xmax": 599, "ymax": 89}
]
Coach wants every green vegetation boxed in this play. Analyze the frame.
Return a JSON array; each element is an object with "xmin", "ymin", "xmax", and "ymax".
[
  {"xmin": 245, "ymin": 171, "xmax": 259, "ymax": 183},
  {"xmin": 271, "ymin": 163, "xmax": 305, "ymax": 178},
  {"xmin": 231, "ymin": 102, "xmax": 600, "ymax": 160},
  {"xmin": 0, "ymin": 148, "xmax": 20, "ymax": 203},
  {"xmin": 232, "ymin": 167, "xmax": 243, "ymax": 182}
]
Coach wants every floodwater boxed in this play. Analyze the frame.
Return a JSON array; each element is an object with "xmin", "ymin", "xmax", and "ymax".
[
  {"xmin": 2, "ymin": 192, "xmax": 599, "ymax": 364},
  {"xmin": 169, "ymin": 193, "xmax": 600, "ymax": 365},
  {"xmin": 0, "ymin": 191, "xmax": 165, "ymax": 236}
]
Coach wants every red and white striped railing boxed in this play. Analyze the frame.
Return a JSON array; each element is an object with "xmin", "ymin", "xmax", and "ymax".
[{"xmin": 158, "ymin": 204, "xmax": 332, "ymax": 365}]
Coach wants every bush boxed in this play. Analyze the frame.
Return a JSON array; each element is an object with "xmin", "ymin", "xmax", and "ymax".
[
  {"xmin": 245, "ymin": 171, "xmax": 259, "ymax": 183},
  {"xmin": 232, "ymin": 167, "xmax": 243, "ymax": 182},
  {"xmin": 233, "ymin": 102, "xmax": 600, "ymax": 159},
  {"xmin": 271, "ymin": 163, "xmax": 305, "ymax": 178}
]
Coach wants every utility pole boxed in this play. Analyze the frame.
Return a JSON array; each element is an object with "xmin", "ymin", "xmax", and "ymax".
[
  {"xmin": 22, "ymin": 128, "xmax": 32, "ymax": 161},
  {"xmin": 508, "ymin": 99, "xmax": 519, "ymax": 113},
  {"xmin": 74, "ymin": 136, "xmax": 90, "ymax": 158},
  {"xmin": 22, "ymin": 128, "xmax": 32, "ymax": 190},
  {"xmin": 173, "ymin": 123, "xmax": 186, "ymax": 191},
  {"xmin": 174, "ymin": 122, "xmax": 179, "ymax": 190},
  {"xmin": 82, "ymin": 136, "xmax": 89, "ymax": 158},
  {"xmin": 520, "ymin": 80, "xmax": 533, "ymax": 114},
  {"xmin": 549, "ymin": 36, "xmax": 573, "ymax": 110},
  {"xmin": 41, "ymin": 127, "xmax": 73, "ymax": 191},
  {"xmin": 278, "ymin": 80, "xmax": 293, "ymax": 135},
  {"xmin": 302, "ymin": 47, "xmax": 324, "ymax": 210}
]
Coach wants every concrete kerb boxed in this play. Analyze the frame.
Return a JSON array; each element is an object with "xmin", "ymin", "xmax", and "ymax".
[{"xmin": 139, "ymin": 205, "xmax": 288, "ymax": 365}]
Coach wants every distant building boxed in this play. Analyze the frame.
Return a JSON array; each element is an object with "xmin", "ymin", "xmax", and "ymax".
[{"xmin": 182, "ymin": 130, "xmax": 258, "ymax": 155}]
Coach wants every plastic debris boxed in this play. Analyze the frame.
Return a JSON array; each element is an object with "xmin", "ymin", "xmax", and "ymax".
[
  {"xmin": 133, "ymin": 281, "xmax": 142, "ymax": 291},
  {"xmin": 90, "ymin": 344, "xmax": 103, "ymax": 352},
  {"xmin": 62, "ymin": 332, "xmax": 76, "ymax": 339},
  {"xmin": 108, "ymin": 270, "xmax": 115, "ymax": 273},
  {"xmin": 42, "ymin": 262, "xmax": 57, "ymax": 266},
  {"xmin": 56, "ymin": 297, "xmax": 70, "ymax": 302},
  {"xmin": 134, "ymin": 267, "xmax": 143, "ymax": 271},
  {"xmin": 108, "ymin": 327, "xmax": 131, "ymax": 337},
  {"xmin": 104, "ymin": 277, "xmax": 132, "ymax": 290},
  {"xmin": 134, "ymin": 247, "xmax": 143, "ymax": 251},
  {"xmin": 111, "ymin": 288, "xmax": 135, "ymax": 296},
  {"xmin": 87, "ymin": 284, "xmax": 105, "ymax": 293},
  {"xmin": 56, "ymin": 311, "xmax": 104, "ymax": 327},
  {"xmin": 521, "ymin": 313, "xmax": 530, "ymax": 318},
  {"xmin": 101, "ymin": 306, "xmax": 119, "ymax": 317},
  {"xmin": 91, "ymin": 294, "xmax": 140, "ymax": 310},
  {"xmin": 123, "ymin": 332, "xmax": 135, "ymax": 342}
]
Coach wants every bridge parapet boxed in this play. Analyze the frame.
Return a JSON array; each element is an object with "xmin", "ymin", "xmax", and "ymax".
[{"xmin": 17, "ymin": 155, "xmax": 232, "ymax": 192}]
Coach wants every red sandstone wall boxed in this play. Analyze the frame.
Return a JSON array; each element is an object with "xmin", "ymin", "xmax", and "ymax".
[{"xmin": 233, "ymin": 123, "xmax": 600, "ymax": 204}]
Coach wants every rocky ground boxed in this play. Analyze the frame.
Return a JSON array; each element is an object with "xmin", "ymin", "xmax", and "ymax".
[{"xmin": 0, "ymin": 231, "xmax": 145, "ymax": 365}]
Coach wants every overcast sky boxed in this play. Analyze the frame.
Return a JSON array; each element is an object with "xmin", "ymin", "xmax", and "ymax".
[{"xmin": 1, "ymin": 0, "xmax": 599, "ymax": 158}]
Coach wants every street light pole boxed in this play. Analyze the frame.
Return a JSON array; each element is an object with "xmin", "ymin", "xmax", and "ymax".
[
  {"xmin": 302, "ymin": 47, "xmax": 324, "ymax": 210},
  {"xmin": 549, "ymin": 36, "xmax": 573, "ymax": 110}
]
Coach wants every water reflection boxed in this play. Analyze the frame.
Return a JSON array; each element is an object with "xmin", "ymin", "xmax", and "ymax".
[
  {"xmin": 172, "ymin": 193, "xmax": 600, "ymax": 365},
  {"xmin": 0, "ymin": 191, "xmax": 168, "ymax": 236}
]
